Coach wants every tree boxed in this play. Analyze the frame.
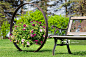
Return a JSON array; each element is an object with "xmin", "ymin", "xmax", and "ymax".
[
  {"xmin": 61, "ymin": 0, "xmax": 86, "ymax": 16},
  {"xmin": 0, "ymin": 1, "xmax": 14, "ymax": 39}
]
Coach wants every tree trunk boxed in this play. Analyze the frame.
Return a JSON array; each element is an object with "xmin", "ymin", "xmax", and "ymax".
[
  {"xmin": 65, "ymin": 0, "xmax": 67, "ymax": 17},
  {"xmin": 20, "ymin": 0, "xmax": 24, "ymax": 14},
  {"xmin": 41, "ymin": 0, "xmax": 49, "ymax": 14}
]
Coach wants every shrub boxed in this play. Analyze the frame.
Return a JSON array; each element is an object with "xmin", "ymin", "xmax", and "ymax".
[
  {"xmin": 14, "ymin": 10, "xmax": 45, "ymax": 24},
  {"xmin": 48, "ymin": 15, "xmax": 69, "ymax": 35},
  {"xmin": 0, "ymin": 20, "xmax": 10, "ymax": 39},
  {"xmin": 9, "ymin": 10, "xmax": 46, "ymax": 47},
  {"xmin": 9, "ymin": 20, "xmax": 45, "ymax": 47}
]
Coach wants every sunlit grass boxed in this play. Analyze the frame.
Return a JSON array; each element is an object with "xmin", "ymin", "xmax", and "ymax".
[{"xmin": 0, "ymin": 39, "xmax": 86, "ymax": 57}]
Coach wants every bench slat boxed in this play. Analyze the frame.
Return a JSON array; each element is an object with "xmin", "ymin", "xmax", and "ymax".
[
  {"xmin": 49, "ymin": 35, "xmax": 86, "ymax": 40},
  {"xmin": 67, "ymin": 32, "xmax": 86, "ymax": 35},
  {"xmin": 71, "ymin": 17, "xmax": 86, "ymax": 20}
]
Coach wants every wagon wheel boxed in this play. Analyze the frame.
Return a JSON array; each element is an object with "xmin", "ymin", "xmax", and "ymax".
[{"xmin": 10, "ymin": 3, "xmax": 48, "ymax": 52}]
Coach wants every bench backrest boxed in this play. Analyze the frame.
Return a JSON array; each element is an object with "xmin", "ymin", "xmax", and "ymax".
[{"xmin": 67, "ymin": 16, "xmax": 86, "ymax": 35}]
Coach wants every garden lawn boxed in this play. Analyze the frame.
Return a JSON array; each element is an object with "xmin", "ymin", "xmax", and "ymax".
[{"xmin": 1, "ymin": 39, "xmax": 86, "ymax": 57}]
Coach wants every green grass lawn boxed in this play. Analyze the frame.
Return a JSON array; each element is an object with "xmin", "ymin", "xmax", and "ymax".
[{"xmin": 1, "ymin": 39, "xmax": 86, "ymax": 57}]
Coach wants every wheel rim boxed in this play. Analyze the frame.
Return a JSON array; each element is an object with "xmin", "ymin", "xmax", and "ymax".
[{"xmin": 10, "ymin": 3, "xmax": 48, "ymax": 52}]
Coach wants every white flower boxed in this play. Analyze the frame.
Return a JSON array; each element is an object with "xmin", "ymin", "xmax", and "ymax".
[
  {"xmin": 40, "ymin": 29, "xmax": 42, "ymax": 32},
  {"xmin": 43, "ymin": 35, "xmax": 45, "ymax": 37},
  {"xmin": 40, "ymin": 26, "xmax": 42, "ymax": 28},
  {"xmin": 21, "ymin": 39, "xmax": 25, "ymax": 42},
  {"xmin": 44, "ymin": 29, "xmax": 46, "ymax": 31},
  {"xmin": 11, "ymin": 35, "xmax": 13, "ymax": 38},
  {"xmin": 27, "ymin": 42, "xmax": 30, "ymax": 45}
]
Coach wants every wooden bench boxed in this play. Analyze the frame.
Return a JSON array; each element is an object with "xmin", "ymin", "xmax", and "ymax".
[{"xmin": 49, "ymin": 16, "xmax": 86, "ymax": 55}]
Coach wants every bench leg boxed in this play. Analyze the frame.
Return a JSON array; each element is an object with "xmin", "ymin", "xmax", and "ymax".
[
  {"xmin": 52, "ymin": 38, "xmax": 57, "ymax": 55},
  {"xmin": 66, "ymin": 39, "xmax": 72, "ymax": 54}
]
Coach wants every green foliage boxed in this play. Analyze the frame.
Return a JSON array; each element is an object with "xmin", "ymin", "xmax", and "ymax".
[
  {"xmin": 0, "ymin": 13, "xmax": 3, "ymax": 16},
  {"xmin": 48, "ymin": 15, "xmax": 69, "ymax": 35},
  {"xmin": 15, "ymin": 10, "xmax": 69, "ymax": 36},
  {"xmin": 0, "ymin": 1, "xmax": 12, "ymax": 9},
  {"xmin": 61, "ymin": 2, "xmax": 70, "ymax": 7},
  {"xmin": 29, "ymin": 10, "xmax": 45, "ymax": 23},
  {"xmin": 60, "ymin": 0, "xmax": 86, "ymax": 16},
  {"xmin": 10, "ymin": 19, "xmax": 45, "ymax": 47},
  {"xmin": 0, "ymin": 1, "xmax": 13, "ymax": 20},
  {"xmin": 0, "ymin": 1, "xmax": 15, "ymax": 39},
  {"xmin": 0, "ymin": 20, "xmax": 10, "ymax": 39},
  {"xmin": 10, "ymin": 10, "xmax": 46, "ymax": 47},
  {"xmin": 14, "ymin": 10, "xmax": 45, "ymax": 24},
  {"xmin": 1, "ymin": 39, "xmax": 86, "ymax": 57}
]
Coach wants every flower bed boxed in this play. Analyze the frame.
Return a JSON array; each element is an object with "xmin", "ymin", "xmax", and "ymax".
[{"xmin": 9, "ymin": 20, "xmax": 46, "ymax": 47}]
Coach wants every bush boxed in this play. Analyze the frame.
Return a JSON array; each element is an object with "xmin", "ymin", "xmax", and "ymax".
[
  {"xmin": 48, "ymin": 15, "xmax": 69, "ymax": 35},
  {"xmin": 9, "ymin": 20, "xmax": 45, "ymax": 47},
  {"xmin": 9, "ymin": 10, "xmax": 46, "ymax": 47},
  {"xmin": 14, "ymin": 10, "xmax": 45, "ymax": 24},
  {"xmin": 0, "ymin": 20, "xmax": 10, "ymax": 39},
  {"xmin": 9, "ymin": 9, "xmax": 70, "ymax": 47}
]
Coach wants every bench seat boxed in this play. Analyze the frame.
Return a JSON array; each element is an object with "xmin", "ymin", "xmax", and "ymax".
[
  {"xmin": 49, "ymin": 35, "xmax": 86, "ymax": 40},
  {"xmin": 50, "ymin": 16, "xmax": 86, "ymax": 55}
]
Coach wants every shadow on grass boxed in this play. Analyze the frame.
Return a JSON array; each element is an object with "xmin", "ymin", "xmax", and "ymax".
[
  {"xmin": 55, "ymin": 53, "xmax": 69, "ymax": 54},
  {"xmin": 55, "ymin": 51, "xmax": 86, "ymax": 55},
  {"xmin": 16, "ymin": 49, "xmax": 52, "ymax": 52},
  {"xmin": 73, "ymin": 51, "xmax": 86, "ymax": 55}
]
